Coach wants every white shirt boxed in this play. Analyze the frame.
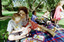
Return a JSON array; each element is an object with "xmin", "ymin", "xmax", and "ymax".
[{"xmin": 7, "ymin": 19, "xmax": 22, "ymax": 34}]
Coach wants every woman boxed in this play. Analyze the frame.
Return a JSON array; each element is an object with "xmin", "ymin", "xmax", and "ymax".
[{"xmin": 18, "ymin": 7, "xmax": 64, "ymax": 42}]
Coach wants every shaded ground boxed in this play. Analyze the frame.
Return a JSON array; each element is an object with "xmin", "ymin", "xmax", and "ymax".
[{"xmin": 0, "ymin": 19, "xmax": 10, "ymax": 42}]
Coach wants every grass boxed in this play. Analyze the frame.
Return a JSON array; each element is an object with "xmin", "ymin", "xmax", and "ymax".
[
  {"xmin": 2, "ymin": 11, "xmax": 17, "ymax": 16},
  {"xmin": 0, "ymin": 19, "xmax": 10, "ymax": 42},
  {"xmin": 36, "ymin": 12, "xmax": 44, "ymax": 17},
  {"xmin": 0, "ymin": 11, "xmax": 17, "ymax": 41},
  {"xmin": 58, "ymin": 19, "xmax": 64, "ymax": 28}
]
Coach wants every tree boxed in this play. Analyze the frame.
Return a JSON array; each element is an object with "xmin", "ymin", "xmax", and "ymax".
[
  {"xmin": 2, "ymin": 0, "xmax": 14, "ymax": 11},
  {"xmin": 12, "ymin": 0, "xmax": 45, "ymax": 12},
  {"xmin": 0, "ymin": 0, "xmax": 3, "ymax": 17},
  {"xmin": 12, "ymin": 0, "xmax": 61, "ymax": 12},
  {"xmin": 2, "ymin": 0, "xmax": 61, "ymax": 12},
  {"xmin": 44, "ymin": 0, "xmax": 60, "ymax": 12}
]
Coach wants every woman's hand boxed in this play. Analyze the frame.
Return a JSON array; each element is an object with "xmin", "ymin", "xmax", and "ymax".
[
  {"xmin": 12, "ymin": 27, "xmax": 25, "ymax": 33},
  {"xmin": 20, "ymin": 28, "xmax": 31, "ymax": 36}
]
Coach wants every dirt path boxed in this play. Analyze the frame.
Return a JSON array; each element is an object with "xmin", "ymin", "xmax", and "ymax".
[{"xmin": 0, "ymin": 16, "xmax": 12, "ymax": 20}]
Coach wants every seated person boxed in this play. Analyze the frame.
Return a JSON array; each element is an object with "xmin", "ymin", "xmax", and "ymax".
[
  {"xmin": 31, "ymin": 11, "xmax": 38, "ymax": 23},
  {"xmin": 31, "ymin": 11, "xmax": 46, "ymax": 25}
]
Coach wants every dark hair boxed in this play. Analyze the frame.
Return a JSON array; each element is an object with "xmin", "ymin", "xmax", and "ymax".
[
  {"xmin": 32, "ymin": 11, "xmax": 35, "ymax": 14},
  {"xmin": 18, "ymin": 7, "xmax": 28, "ymax": 14},
  {"xmin": 18, "ymin": 7, "xmax": 28, "ymax": 21}
]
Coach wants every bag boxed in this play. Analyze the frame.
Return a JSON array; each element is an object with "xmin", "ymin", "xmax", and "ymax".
[{"xmin": 35, "ymin": 19, "xmax": 45, "ymax": 25}]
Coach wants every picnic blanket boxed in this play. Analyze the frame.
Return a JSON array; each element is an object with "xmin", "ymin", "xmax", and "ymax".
[
  {"xmin": 20, "ymin": 20, "xmax": 64, "ymax": 42},
  {"xmin": 20, "ymin": 29, "xmax": 64, "ymax": 42},
  {"xmin": 30, "ymin": 30, "xmax": 64, "ymax": 42}
]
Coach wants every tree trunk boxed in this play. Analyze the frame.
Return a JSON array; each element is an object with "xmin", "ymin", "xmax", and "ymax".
[
  {"xmin": 35, "ymin": 1, "xmax": 42, "ymax": 10},
  {"xmin": 0, "ymin": 0, "xmax": 4, "ymax": 17},
  {"xmin": 0, "ymin": 13, "xmax": 3, "ymax": 17}
]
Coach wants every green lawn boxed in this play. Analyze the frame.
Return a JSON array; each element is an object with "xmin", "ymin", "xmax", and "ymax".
[
  {"xmin": 2, "ymin": 11, "xmax": 17, "ymax": 16},
  {"xmin": 0, "ymin": 19, "xmax": 10, "ymax": 42},
  {"xmin": 58, "ymin": 19, "xmax": 64, "ymax": 28}
]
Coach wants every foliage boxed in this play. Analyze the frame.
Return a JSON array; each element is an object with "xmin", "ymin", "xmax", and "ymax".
[
  {"xmin": 0, "ymin": 19, "xmax": 10, "ymax": 41},
  {"xmin": 2, "ymin": 0, "xmax": 61, "ymax": 12},
  {"xmin": 2, "ymin": 0, "xmax": 14, "ymax": 11},
  {"xmin": 44, "ymin": 0, "xmax": 60, "ymax": 12}
]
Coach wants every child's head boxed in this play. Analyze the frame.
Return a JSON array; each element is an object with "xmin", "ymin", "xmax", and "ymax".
[
  {"xmin": 12, "ymin": 13, "xmax": 21, "ymax": 23},
  {"xmin": 47, "ymin": 21, "xmax": 51, "ymax": 25},
  {"xmin": 32, "ymin": 11, "xmax": 36, "ymax": 15},
  {"xmin": 56, "ymin": 1, "xmax": 64, "ymax": 7}
]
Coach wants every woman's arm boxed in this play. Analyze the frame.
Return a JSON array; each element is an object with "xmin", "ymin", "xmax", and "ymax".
[
  {"xmin": 8, "ymin": 34, "xmax": 26, "ymax": 41},
  {"xmin": 11, "ymin": 27, "xmax": 25, "ymax": 33},
  {"xmin": 8, "ymin": 27, "xmax": 31, "ymax": 41}
]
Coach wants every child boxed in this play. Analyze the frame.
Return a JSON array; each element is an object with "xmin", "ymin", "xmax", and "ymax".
[
  {"xmin": 7, "ymin": 13, "xmax": 22, "ymax": 34},
  {"xmin": 7, "ymin": 13, "xmax": 31, "ymax": 42},
  {"xmin": 47, "ymin": 21, "xmax": 55, "ymax": 30},
  {"xmin": 54, "ymin": 2, "xmax": 64, "ymax": 28},
  {"xmin": 31, "ymin": 11, "xmax": 38, "ymax": 23},
  {"xmin": 31, "ymin": 11, "xmax": 46, "ymax": 25}
]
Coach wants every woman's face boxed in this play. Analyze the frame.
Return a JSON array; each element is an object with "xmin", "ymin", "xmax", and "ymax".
[{"xmin": 19, "ymin": 10, "xmax": 26, "ymax": 19}]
